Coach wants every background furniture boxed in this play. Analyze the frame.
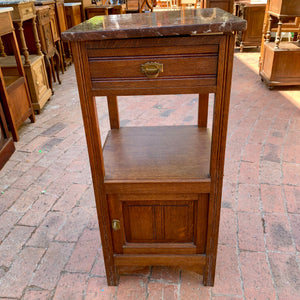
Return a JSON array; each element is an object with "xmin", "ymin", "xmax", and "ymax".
[
  {"xmin": 64, "ymin": 0, "xmax": 91, "ymax": 21},
  {"xmin": 201, "ymin": 0, "xmax": 234, "ymax": 13},
  {"xmin": 0, "ymin": 6, "xmax": 35, "ymax": 141},
  {"xmin": 259, "ymin": 0, "xmax": 300, "ymax": 88},
  {"xmin": 235, "ymin": 0, "xmax": 266, "ymax": 51},
  {"xmin": 35, "ymin": 0, "xmax": 65, "ymax": 74},
  {"xmin": 64, "ymin": 2, "xmax": 82, "ymax": 28},
  {"xmin": 34, "ymin": 5, "xmax": 61, "ymax": 92},
  {"xmin": 86, "ymin": 4, "xmax": 125, "ymax": 18},
  {"xmin": 0, "ymin": 8, "xmax": 15, "ymax": 169},
  {"xmin": 0, "ymin": 0, "xmax": 52, "ymax": 113},
  {"xmin": 62, "ymin": 8, "xmax": 246, "ymax": 286}
]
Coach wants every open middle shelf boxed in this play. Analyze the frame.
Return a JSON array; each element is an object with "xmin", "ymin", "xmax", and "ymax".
[{"xmin": 103, "ymin": 125, "xmax": 212, "ymax": 194}]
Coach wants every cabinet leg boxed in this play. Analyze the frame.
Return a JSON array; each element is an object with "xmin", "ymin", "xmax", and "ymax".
[
  {"xmin": 198, "ymin": 93, "xmax": 209, "ymax": 128},
  {"xmin": 54, "ymin": 49, "xmax": 62, "ymax": 84},
  {"xmin": 29, "ymin": 113, "xmax": 35, "ymax": 123},
  {"xmin": 107, "ymin": 96, "xmax": 120, "ymax": 129},
  {"xmin": 240, "ymin": 42, "xmax": 244, "ymax": 52}
]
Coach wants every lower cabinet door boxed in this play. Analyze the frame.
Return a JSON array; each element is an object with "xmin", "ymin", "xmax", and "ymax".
[{"xmin": 108, "ymin": 193, "xmax": 209, "ymax": 254}]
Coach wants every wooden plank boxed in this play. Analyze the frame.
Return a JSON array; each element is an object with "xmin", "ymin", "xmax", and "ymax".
[
  {"xmin": 114, "ymin": 254, "xmax": 206, "ymax": 267},
  {"xmin": 104, "ymin": 180, "xmax": 211, "ymax": 194},
  {"xmin": 123, "ymin": 243, "xmax": 197, "ymax": 254}
]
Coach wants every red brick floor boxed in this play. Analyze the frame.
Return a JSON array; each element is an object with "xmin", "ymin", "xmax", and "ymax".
[{"xmin": 0, "ymin": 50, "xmax": 300, "ymax": 299}]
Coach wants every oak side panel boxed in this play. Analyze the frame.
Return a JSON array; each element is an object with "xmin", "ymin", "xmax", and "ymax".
[
  {"xmin": 204, "ymin": 33, "xmax": 235, "ymax": 286},
  {"xmin": 70, "ymin": 41, "xmax": 118, "ymax": 285}
]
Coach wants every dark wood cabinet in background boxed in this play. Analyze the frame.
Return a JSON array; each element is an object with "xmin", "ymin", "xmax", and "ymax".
[
  {"xmin": 64, "ymin": 0, "xmax": 91, "ymax": 21},
  {"xmin": 64, "ymin": 2, "xmax": 82, "ymax": 28}
]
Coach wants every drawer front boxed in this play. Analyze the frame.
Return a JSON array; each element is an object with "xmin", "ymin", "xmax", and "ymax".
[
  {"xmin": 86, "ymin": 36, "xmax": 221, "ymax": 95},
  {"xmin": 19, "ymin": 3, "xmax": 35, "ymax": 20}
]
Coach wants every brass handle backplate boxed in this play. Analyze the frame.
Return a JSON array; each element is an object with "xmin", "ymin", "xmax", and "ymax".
[
  {"xmin": 112, "ymin": 219, "xmax": 120, "ymax": 231},
  {"xmin": 141, "ymin": 62, "xmax": 163, "ymax": 79}
]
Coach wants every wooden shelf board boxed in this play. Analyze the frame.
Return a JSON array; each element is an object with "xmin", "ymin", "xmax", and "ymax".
[
  {"xmin": 103, "ymin": 125, "xmax": 211, "ymax": 181},
  {"xmin": 3, "ymin": 75, "xmax": 21, "ymax": 88}
]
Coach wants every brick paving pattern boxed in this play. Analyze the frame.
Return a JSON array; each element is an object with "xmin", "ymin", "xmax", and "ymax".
[{"xmin": 0, "ymin": 51, "xmax": 300, "ymax": 299}]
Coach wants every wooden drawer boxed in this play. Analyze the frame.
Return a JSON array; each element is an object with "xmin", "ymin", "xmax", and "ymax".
[
  {"xmin": 18, "ymin": 3, "xmax": 35, "ymax": 20},
  {"xmin": 8, "ymin": 3, "xmax": 35, "ymax": 21},
  {"xmin": 86, "ymin": 36, "xmax": 221, "ymax": 95}
]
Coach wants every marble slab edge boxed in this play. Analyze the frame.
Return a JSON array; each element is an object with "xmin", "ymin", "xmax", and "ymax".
[{"xmin": 62, "ymin": 8, "xmax": 247, "ymax": 42}]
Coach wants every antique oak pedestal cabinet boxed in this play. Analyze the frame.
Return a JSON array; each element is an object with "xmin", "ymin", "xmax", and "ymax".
[{"xmin": 62, "ymin": 9, "xmax": 246, "ymax": 286}]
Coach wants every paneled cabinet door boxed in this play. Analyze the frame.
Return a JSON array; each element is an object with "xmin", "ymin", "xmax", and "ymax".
[{"xmin": 108, "ymin": 194, "xmax": 209, "ymax": 254}]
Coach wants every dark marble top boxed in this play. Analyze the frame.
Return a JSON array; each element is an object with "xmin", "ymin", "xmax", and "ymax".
[{"xmin": 62, "ymin": 8, "xmax": 247, "ymax": 42}]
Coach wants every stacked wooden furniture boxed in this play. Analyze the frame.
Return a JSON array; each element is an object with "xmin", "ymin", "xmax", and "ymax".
[
  {"xmin": 0, "ymin": 8, "xmax": 15, "ymax": 168},
  {"xmin": 0, "ymin": 0, "xmax": 52, "ymax": 113},
  {"xmin": 62, "ymin": 8, "xmax": 246, "ymax": 286},
  {"xmin": 201, "ymin": 0, "xmax": 234, "ymax": 13},
  {"xmin": 0, "ymin": 5, "xmax": 35, "ymax": 142},
  {"xmin": 235, "ymin": 0, "xmax": 266, "ymax": 52},
  {"xmin": 259, "ymin": 0, "xmax": 300, "ymax": 88}
]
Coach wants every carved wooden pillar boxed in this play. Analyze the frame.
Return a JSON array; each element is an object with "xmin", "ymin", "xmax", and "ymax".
[
  {"xmin": 16, "ymin": 21, "xmax": 30, "ymax": 65},
  {"xmin": 32, "ymin": 17, "xmax": 42, "ymax": 56},
  {"xmin": 266, "ymin": 15, "xmax": 272, "ymax": 42}
]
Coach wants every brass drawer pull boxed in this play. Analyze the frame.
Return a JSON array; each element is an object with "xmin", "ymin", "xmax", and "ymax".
[
  {"xmin": 112, "ymin": 219, "xmax": 120, "ymax": 231},
  {"xmin": 141, "ymin": 62, "xmax": 163, "ymax": 78}
]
